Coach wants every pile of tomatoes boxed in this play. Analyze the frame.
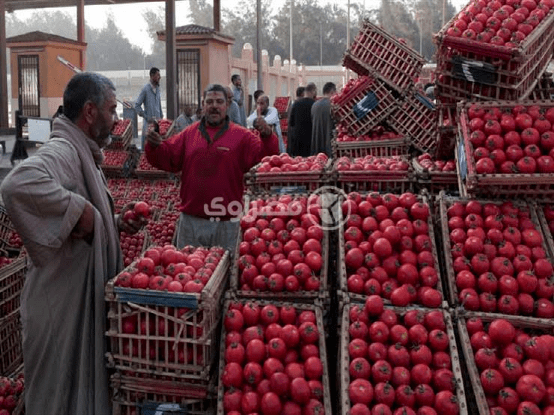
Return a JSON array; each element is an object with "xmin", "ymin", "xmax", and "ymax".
[
  {"xmin": 342, "ymin": 191, "xmax": 443, "ymax": 308},
  {"xmin": 467, "ymin": 317, "xmax": 554, "ymax": 414},
  {"xmin": 0, "ymin": 374, "xmax": 24, "ymax": 415},
  {"xmin": 444, "ymin": 199, "xmax": 554, "ymax": 317},
  {"xmin": 466, "ymin": 104, "xmax": 554, "ymax": 175},
  {"xmin": 237, "ymin": 195, "xmax": 325, "ymax": 294},
  {"xmin": 345, "ymin": 300, "xmax": 461, "ymax": 415},
  {"xmin": 221, "ymin": 301, "xmax": 327, "ymax": 415},
  {"xmin": 102, "ymin": 149, "xmax": 129, "ymax": 167}
]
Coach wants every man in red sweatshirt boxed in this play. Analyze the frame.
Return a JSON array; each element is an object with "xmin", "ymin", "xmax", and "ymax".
[{"xmin": 145, "ymin": 83, "xmax": 279, "ymax": 251}]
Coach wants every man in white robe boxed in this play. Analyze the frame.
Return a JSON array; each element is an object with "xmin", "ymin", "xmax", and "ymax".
[{"xmin": 1, "ymin": 73, "xmax": 144, "ymax": 415}]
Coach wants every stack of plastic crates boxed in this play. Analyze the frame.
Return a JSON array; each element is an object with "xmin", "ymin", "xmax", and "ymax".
[
  {"xmin": 343, "ymin": 18, "xmax": 426, "ymax": 94},
  {"xmin": 434, "ymin": 7, "xmax": 554, "ymax": 103}
]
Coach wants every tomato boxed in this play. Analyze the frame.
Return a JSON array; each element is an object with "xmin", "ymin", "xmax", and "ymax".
[
  {"xmin": 516, "ymin": 374, "xmax": 546, "ymax": 404},
  {"xmin": 349, "ymin": 378, "xmax": 374, "ymax": 405},
  {"xmin": 488, "ymin": 319, "xmax": 516, "ymax": 347},
  {"xmin": 480, "ymin": 368, "xmax": 505, "ymax": 395},
  {"xmin": 222, "ymin": 362, "xmax": 243, "ymax": 388},
  {"xmin": 434, "ymin": 390, "xmax": 459, "ymax": 414}
]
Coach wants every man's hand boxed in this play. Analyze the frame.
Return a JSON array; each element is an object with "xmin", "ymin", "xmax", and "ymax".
[
  {"xmin": 253, "ymin": 117, "xmax": 273, "ymax": 138},
  {"xmin": 118, "ymin": 202, "xmax": 148, "ymax": 234},
  {"xmin": 145, "ymin": 130, "xmax": 163, "ymax": 148},
  {"xmin": 71, "ymin": 202, "xmax": 94, "ymax": 243}
]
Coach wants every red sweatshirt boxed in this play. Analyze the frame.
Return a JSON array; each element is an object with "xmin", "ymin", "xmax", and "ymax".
[{"xmin": 145, "ymin": 119, "xmax": 279, "ymax": 219}]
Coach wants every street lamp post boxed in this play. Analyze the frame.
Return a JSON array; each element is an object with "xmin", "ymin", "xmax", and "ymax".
[{"xmin": 290, "ymin": 0, "xmax": 293, "ymax": 72}]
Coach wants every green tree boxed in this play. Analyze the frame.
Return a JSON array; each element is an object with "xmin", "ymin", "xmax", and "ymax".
[
  {"xmin": 185, "ymin": 0, "xmax": 214, "ymax": 28},
  {"xmin": 142, "ymin": 7, "xmax": 166, "ymax": 68}
]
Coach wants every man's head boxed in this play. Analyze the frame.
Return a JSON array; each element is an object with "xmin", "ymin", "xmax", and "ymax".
[
  {"xmin": 63, "ymin": 72, "xmax": 117, "ymax": 148},
  {"xmin": 256, "ymin": 95, "xmax": 270, "ymax": 116},
  {"xmin": 322, "ymin": 82, "xmax": 337, "ymax": 97},
  {"xmin": 150, "ymin": 67, "xmax": 161, "ymax": 87},
  {"xmin": 305, "ymin": 83, "xmax": 317, "ymax": 99},
  {"xmin": 296, "ymin": 86, "xmax": 305, "ymax": 99},
  {"xmin": 202, "ymin": 84, "xmax": 228, "ymax": 127},
  {"xmin": 253, "ymin": 90, "xmax": 265, "ymax": 102},
  {"xmin": 231, "ymin": 74, "xmax": 242, "ymax": 87},
  {"xmin": 225, "ymin": 87, "xmax": 234, "ymax": 105},
  {"xmin": 184, "ymin": 105, "xmax": 194, "ymax": 117}
]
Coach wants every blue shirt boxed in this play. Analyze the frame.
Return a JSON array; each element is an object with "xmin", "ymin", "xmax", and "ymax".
[{"xmin": 135, "ymin": 82, "xmax": 163, "ymax": 136}]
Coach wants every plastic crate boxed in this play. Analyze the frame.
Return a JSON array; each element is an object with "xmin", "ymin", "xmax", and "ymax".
[
  {"xmin": 437, "ymin": 193, "xmax": 554, "ymax": 316},
  {"xmin": 104, "ymin": 250, "xmax": 230, "ymax": 387},
  {"xmin": 0, "ymin": 205, "xmax": 22, "ymax": 254},
  {"xmin": 0, "ymin": 256, "xmax": 27, "ymax": 321},
  {"xmin": 332, "ymin": 76, "xmax": 401, "ymax": 138},
  {"xmin": 456, "ymin": 100, "xmax": 554, "ymax": 199},
  {"xmin": 338, "ymin": 303, "xmax": 468, "ymax": 415},
  {"xmin": 111, "ymin": 374, "xmax": 215, "ymax": 415},
  {"xmin": 244, "ymin": 157, "xmax": 333, "ymax": 194},
  {"xmin": 343, "ymin": 18, "xmax": 426, "ymax": 93},
  {"xmin": 216, "ymin": 298, "xmax": 332, "ymax": 415},
  {"xmin": 332, "ymin": 137, "xmax": 410, "ymax": 159},
  {"xmin": 230, "ymin": 192, "xmax": 331, "ymax": 303},
  {"xmin": 456, "ymin": 312, "xmax": 554, "ymax": 415},
  {"xmin": 533, "ymin": 202, "xmax": 554, "ymax": 265},
  {"xmin": 387, "ymin": 91, "xmax": 438, "ymax": 153},
  {"xmin": 434, "ymin": 9, "xmax": 554, "ymax": 103},
  {"xmin": 338, "ymin": 192, "xmax": 446, "ymax": 308},
  {"xmin": 0, "ymin": 312, "xmax": 22, "ymax": 377},
  {"xmin": 333, "ymin": 156, "xmax": 415, "ymax": 194}
]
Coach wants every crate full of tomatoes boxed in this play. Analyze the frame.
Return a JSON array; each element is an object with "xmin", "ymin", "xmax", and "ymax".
[
  {"xmin": 456, "ymin": 312, "xmax": 554, "ymax": 415},
  {"xmin": 273, "ymin": 96, "xmax": 290, "ymax": 114},
  {"xmin": 434, "ymin": 0, "xmax": 554, "ymax": 103},
  {"xmin": 101, "ymin": 148, "xmax": 134, "ymax": 178},
  {"xmin": 339, "ymin": 191, "xmax": 445, "ymax": 309},
  {"xmin": 332, "ymin": 132, "xmax": 409, "ymax": 159},
  {"xmin": 134, "ymin": 152, "xmax": 172, "ymax": 179},
  {"xmin": 342, "ymin": 18, "xmax": 426, "ymax": 94},
  {"xmin": 0, "ymin": 313, "xmax": 22, "ymax": 379},
  {"xmin": 109, "ymin": 119, "xmax": 133, "ymax": 150},
  {"xmin": 457, "ymin": 100, "xmax": 554, "ymax": 199},
  {"xmin": 438, "ymin": 194, "xmax": 554, "ymax": 318},
  {"xmin": 331, "ymin": 76, "xmax": 400, "ymax": 138},
  {"xmin": 217, "ymin": 299, "xmax": 332, "ymax": 415},
  {"xmin": 245, "ymin": 153, "xmax": 332, "ymax": 193},
  {"xmin": 339, "ymin": 301, "xmax": 467, "ymax": 414},
  {"xmin": 333, "ymin": 149, "xmax": 413, "ymax": 194},
  {"xmin": 231, "ymin": 192, "xmax": 329, "ymax": 303},
  {"xmin": 105, "ymin": 244, "xmax": 230, "ymax": 394}
]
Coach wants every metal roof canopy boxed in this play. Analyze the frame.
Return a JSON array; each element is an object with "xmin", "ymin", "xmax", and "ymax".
[{"xmin": 0, "ymin": 0, "xmax": 222, "ymax": 129}]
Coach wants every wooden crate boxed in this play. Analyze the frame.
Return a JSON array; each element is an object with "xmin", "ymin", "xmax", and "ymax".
[
  {"xmin": 457, "ymin": 100, "xmax": 554, "ymax": 199},
  {"xmin": 456, "ymin": 311, "xmax": 554, "ymax": 415},
  {"xmin": 105, "ymin": 250, "xmax": 230, "ymax": 388},
  {"xmin": 0, "ymin": 256, "xmax": 27, "ymax": 321},
  {"xmin": 338, "ymin": 303, "xmax": 468, "ymax": 414},
  {"xmin": 230, "ymin": 192, "xmax": 331, "ymax": 304},
  {"xmin": 216, "ymin": 298, "xmax": 332, "ymax": 415},
  {"xmin": 338, "ymin": 192, "xmax": 446, "ymax": 308},
  {"xmin": 437, "ymin": 193, "xmax": 554, "ymax": 317},
  {"xmin": 0, "ymin": 312, "xmax": 22, "ymax": 377},
  {"xmin": 332, "ymin": 137, "xmax": 410, "ymax": 159}
]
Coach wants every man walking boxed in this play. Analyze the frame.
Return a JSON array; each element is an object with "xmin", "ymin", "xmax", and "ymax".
[
  {"xmin": 311, "ymin": 82, "xmax": 336, "ymax": 156},
  {"xmin": 135, "ymin": 67, "xmax": 163, "ymax": 148}
]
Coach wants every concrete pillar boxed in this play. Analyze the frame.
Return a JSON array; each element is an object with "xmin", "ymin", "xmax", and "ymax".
[{"xmin": 165, "ymin": 0, "xmax": 177, "ymax": 119}]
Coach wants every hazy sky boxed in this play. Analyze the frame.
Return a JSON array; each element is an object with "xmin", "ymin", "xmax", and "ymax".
[{"xmin": 12, "ymin": 0, "xmax": 468, "ymax": 54}]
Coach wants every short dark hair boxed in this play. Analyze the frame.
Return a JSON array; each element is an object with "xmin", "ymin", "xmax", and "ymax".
[
  {"xmin": 323, "ymin": 82, "xmax": 336, "ymax": 95},
  {"xmin": 258, "ymin": 95, "xmax": 270, "ymax": 105},
  {"xmin": 296, "ymin": 86, "xmax": 305, "ymax": 98},
  {"xmin": 305, "ymin": 83, "xmax": 317, "ymax": 93},
  {"xmin": 253, "ymin": 90, "xmax": 265, "ymax": 102},
  {"xmin": 63, "ymin": 72, "xmax": 115, "ymax": 122},
  {"xmin": 231, "ymin": 74, "xmax": 240, "ymax": 83},
  {"xmin": 150, "ymin": 67, "xmax": 160, "ymax": 77},
  {"xmin": 203, "ymin": 83, "xmax": 228, "ymax": 100}
]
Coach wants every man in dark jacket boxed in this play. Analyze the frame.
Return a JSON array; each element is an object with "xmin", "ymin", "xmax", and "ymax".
[{"xmin": 287, "ymin": 82, "xmax": 317, "ymax": 157}]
